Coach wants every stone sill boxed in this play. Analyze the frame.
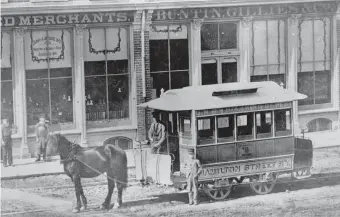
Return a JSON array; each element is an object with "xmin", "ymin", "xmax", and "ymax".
[
  {"xmin": 87, "ymin": 125, "xmax": 137, "ymax": 134},
  {"xmin": 298, "ymin": 107, "xmax": 339, "ymax": 115}
]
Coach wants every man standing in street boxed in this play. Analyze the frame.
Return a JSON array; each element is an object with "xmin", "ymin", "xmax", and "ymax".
[
  {"xmin": 1, "ymin": 118, "xmax": 17, "ymax": 167},
  {"xmin": 184, "ymin": 148, "xmax": 202, "ymax": 205},
  {"xmin": 34, "ymin": 114, "xmax": 49, "ymax": 162},
  {"xmin": 148, "ymin": 110, "xmax": 166, "ymax": 154}
]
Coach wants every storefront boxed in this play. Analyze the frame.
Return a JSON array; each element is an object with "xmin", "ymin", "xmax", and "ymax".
[{"xmin": 1, "ymin": 0, "xmax": 339, "ymax": 158}]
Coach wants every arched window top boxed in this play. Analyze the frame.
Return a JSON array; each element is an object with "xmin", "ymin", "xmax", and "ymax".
[
  {"xmin": 103, "ymin": 136, "xmax": 133, "ymax": 150},
  {"xmin": 307, "ymin": 118, "xmax": 332, "ymax": 132}
]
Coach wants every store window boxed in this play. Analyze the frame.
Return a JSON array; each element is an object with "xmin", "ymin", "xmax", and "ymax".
[
  {"xmin": 250, "ymin": 20, "xmax": 286, "ymax": 86},
  {"xmin": 84, "ymin": 27, "xmax": 130, "ymax": 122},
  {"xmin": 149, "ymin": 24, "xmax": 189, "ymax": 98},
  {"xmin": 25, "ymin": 29, "xmax": 73, "ymax": 126},
  {"xmin": 1, "ymin": 32, "xmax": 13, "ymax": 123},
  {"xmin": 297, "ymin": 17, "xmax": 332, "ymax": 106},
  {"xmin": 274, "ymin": 109, "xmax": 292, "ymax": 137},
  {"xmin": 201, "ymin": 23, "xmax": 237, "ymax": 51}
]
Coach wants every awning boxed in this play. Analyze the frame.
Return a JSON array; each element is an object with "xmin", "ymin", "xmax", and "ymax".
[{"xmin": 138, "ymin": 81, "xmax": 307, "ymax": 112}]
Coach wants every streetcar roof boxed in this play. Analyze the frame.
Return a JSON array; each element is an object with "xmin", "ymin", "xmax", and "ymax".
[{"xmin": 138, "ymin": 81, "xmax": 307, "ymax": 111}]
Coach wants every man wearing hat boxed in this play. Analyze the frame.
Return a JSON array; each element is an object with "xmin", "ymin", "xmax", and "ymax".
[
  {"xmin": 34, "ymin": 114, "xmax": 49, "ymax": 162},
  {"xmin": 1, "ymin": 118, "xmax": 17, "ymax": 167},
  {"xmin": 184, "ymin": 147, "xmax": 202, "ymax": 205},
  {"xmin": 148, "ymin": 110, "xmax": 166, "ymax": 154}
]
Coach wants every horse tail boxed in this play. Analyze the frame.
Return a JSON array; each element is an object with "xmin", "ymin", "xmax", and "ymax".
[{"xmin": 104, "ymin": 144, "xmax": 128, "ymax": 189}]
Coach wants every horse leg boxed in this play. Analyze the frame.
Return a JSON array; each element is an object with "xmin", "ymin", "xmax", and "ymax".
[
  {"xmin": 78, "ymin": 178, "xmax": 87, "ymax": 211},
  {"xmin": 114, "ymin": 183, "xmax": 124, "ymax": 209},
  {"xmin": 99, "ymin": 176, "xmax": 115, "ymax": 210},
  {"xmin": 72, "ymin": 176, "xmax": 82, "ymax": 213}
]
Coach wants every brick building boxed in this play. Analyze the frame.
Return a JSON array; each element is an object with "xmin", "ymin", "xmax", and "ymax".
[{"xmin": 1, "ymin": 0, "xmax": 339, "ymax": 158}]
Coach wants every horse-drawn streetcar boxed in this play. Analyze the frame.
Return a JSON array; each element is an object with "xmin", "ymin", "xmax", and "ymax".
[{"xmin": 137, "ymin": 81, "xmax": 313, "ymax": 201}]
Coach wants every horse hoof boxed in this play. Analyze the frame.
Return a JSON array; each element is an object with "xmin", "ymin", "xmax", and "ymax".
[
  {"xmin": 99, "ymin": 205, "xmax": 107, "ymax": 210},
  {"xmin": 113, "ymin": 203, "xmax": 121, "ymax": 209},
  {"xmin": 80, "ymin": 205, "xmax": 87, "ymax": 211},
  {"xmin": 72, "ymin": 208, "xmax": 80, "ymax": 213}
]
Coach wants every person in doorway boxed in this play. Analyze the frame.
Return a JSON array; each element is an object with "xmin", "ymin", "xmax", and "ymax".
[
  {"xmin": 184, "ymin": 148, "xmax": 202, "ymax": 205},
  {"xmin": 148, "ymin": 111, "xmax": 166, "ymax": 154},
  {"xmin": 34, "ymin": 114, "xmax": 49, "ymax": 162},
  {"xmin": 1, "ymin": 118, "xmax": 17, "ymax": 167}
]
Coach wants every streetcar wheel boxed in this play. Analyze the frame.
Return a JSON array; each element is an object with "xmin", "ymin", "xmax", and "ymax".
[
  {"xmin": 249, "ymin": 173, "xmax": 277, "ymax": 195},
  {"xmin": 292, "ymin": 168, "xmax": 311, "ymax": 180},
  {"xmin": 203, "ymin": 185, "xmax": 232, "ymax": 201}
]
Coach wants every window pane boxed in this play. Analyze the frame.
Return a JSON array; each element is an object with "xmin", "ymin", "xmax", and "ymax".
[
  {"xmin": 85, "ymin": 76, "xmax": 107, "ymax": 121},
  {"xmin": 50, "ymin": 68, "xmax": 72, "ymax": 78},
  {"xmin": 219, "ymin": 23, "xmax": 237, "ymax": 49},
  {"xmin": 217, "ymin": 115, "xmax": 234, "ymax": 143},
  {"xmin": 298, "ymin": 20, "xmax": 313, "ymax": 64},
  {"xmin": 201, "ymin": 24, "xmax": 218, "ymax": 51},
  {"xmin": 150, "ymin": 40, "xmax": 169, "ymax": 72},
  {"xmin": 1, "ymin": 81, "xmax": 13, "ymax": 122},
  {"xmin": 84, "ymin": 61, "xmax": 106, "ymax": 76},
  {"xmin": 298, "ymin": 72, "xmax": 314, "ymax": 105},
  {"xmin": 252, "ymin": 21, "xmax": 267, "ymax": 66},
  {"xmin": 26, "ymin": 79, "xmax": 50, "ymax": 125},
  {"xmin": 269, "ymin": 74, "xmax": 285, "ymax": 86},
  {"xmin": 180, "ymin": 118, "xmax": 191, "ymax": 136},
  {"xmin": 1, "ymin": 68, "xmax": 12, "ymax": 81},
  {"xmin": 108, "ymin": 75, "xmax": 129, "ymax": 120},
  {"xmin": 151, "ymin": 72, "xmax": 169, "ymax": 98},
  {"xmin": 26, "ymin": 69, "xmax": 49, "ymax": 79},
  {"xmin": 202, "ymin": 62, "xmax": 217, "ymax": 85},
  {"xmin": 222, "ymin": 61, "xmax": 237, "ymax": 83},
  {"xmin": 256, "ymin": 111, "xmax": 272, "ymax": 139},
  {"xmin": 251, "ymin": 75, "xmax": 267, "ymax": 82},
  {"xmin": 107, "ymin": 60, "xmax": 129, "ymax": 75},
  {"xmin": 197, "ymin": 117, "xmax": 215, "ymax": 145},
  {"xmin": 275, "ymin": 109, "xmax": 292, "ymax": 136},
  {"xmin": 171, "ymin": 71, "xmax": 189, "ymax": 90},
  {"xmin": 314, "ymin": 18, "xmax": 331, "ymax": 64},
  {"xmin": 237, "ymin": 113, "xmax": 253, "ymax": 141},
  {"xmin": 50, "ymin": 78, "xmax": 73, "ymax": 124},
  {"xmin": 315, "ymin": 71, "xmax": 331, "ymax": 104},
  {"xmin": 170, "ymin": 39, "xmax": 189, "ymax": 71}
]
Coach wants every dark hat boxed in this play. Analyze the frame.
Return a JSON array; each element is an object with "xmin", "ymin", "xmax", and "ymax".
[{"xmin": 152, "ymin": 110, "xmax": 160, "ymax": 118}]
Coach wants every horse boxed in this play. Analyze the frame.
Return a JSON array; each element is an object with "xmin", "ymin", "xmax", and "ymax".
[{"xmin": 45, "ymin": 133, "xmax": 128, "ymax": 213}]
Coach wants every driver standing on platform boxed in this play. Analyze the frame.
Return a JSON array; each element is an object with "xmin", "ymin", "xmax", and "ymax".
[
  {"xmin": 34, "ymin": 114, "xmax": 49, "ymax": 162},
  {"xmin": 148, "ymin": 110, "xmax": 166, "ymax": 154}
]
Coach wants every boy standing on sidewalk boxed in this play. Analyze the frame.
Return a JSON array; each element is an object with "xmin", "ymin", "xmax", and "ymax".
[
  {"xmin": 1, "ymin": 118, "xmax": 17, "ymax": 167},
  {"xmin": 184, "ymin": 148, "xmax": 202, "ymax": 205},
  {"xmin": 34, "ymin": 114, "xmax": 49, "ymax": 162}
]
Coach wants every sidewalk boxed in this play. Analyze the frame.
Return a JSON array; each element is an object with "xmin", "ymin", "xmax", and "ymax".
[{"xmin": 1, "ymin": 130, "xmax": 339, "ymax": 180}]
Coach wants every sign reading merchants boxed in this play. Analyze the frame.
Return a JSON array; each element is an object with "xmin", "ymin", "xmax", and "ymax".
[
  {"xmin": 199, "ymin": 156, "xmax": 293, "ymax": 180},
  {"xmin": 152, "ymin": 1, "xmax": 337, "ymax": 21},
  {"xmin": 1, "ymin": 12, "xmax": 134, "ymax": 27}
]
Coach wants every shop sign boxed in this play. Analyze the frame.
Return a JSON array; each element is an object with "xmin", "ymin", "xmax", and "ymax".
[
  {"xmin": 199, "ymin": 156, "xmax": 293, "ymax": 180},
  {"xmin": 152, "ymin": 1, "xmax": 337, "ymax": 21},
  {"xmin": 31, "ymin": 32, "xmax": 64, "ymax": 62},
  {"xmin": 1, "ymin": 12, "xmax": 134, "ymax": 27}
]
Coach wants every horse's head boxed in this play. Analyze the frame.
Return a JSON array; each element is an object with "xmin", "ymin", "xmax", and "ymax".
[{"xmin": 45, "ymin": 133, "xmax": 63, "ymax": 157}]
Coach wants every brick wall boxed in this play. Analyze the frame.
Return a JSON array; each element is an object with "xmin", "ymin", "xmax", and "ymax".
[{"xmin": 134, "ymin": 28, "xmax": 152, "ymax": 141}]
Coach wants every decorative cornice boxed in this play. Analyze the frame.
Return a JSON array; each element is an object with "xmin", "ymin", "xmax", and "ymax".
[
  {"xmin": 291, "ymin": 14, "xmax": 302, "ymax": 24},
  {"xmin": 241, "ymin": 16, "xmax": 253, "ymax": 27},
  {"xmin": 75, "ymin": 24, "xmax": 87, "ymax": 35},
  {"xmin": 192, "ymin": 19, "xmax": 204, "ymax": 30},
  {"xmin": 14, "ymin": 27, "xmax": 27, "ymax": 36}
]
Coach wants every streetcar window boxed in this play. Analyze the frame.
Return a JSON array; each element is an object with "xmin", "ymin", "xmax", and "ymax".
[
  {"xmin": 180, "ymin": 117, "xmax": 191, "ymax": 136},
  {"xmin": 217, "ymin": 115, "xmax": 234, "ymax": 142},
  {"xmin": 255, "ymin": 111, "xmax": 273, "ymax": 139},
  {"xmin": 237, "ymin": 113, "xmax": 254, "ymax": 141},
  {"xmin": 197, "ymin": 117, "xmax": 215, "ymax": 145},
  {"xmin": 274, "ymin": 109, "xmax": 292, "ymax": 136}
]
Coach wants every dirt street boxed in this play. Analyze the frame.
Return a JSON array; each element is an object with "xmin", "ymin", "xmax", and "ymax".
[{"xmin": 2, "ymin": 173, "xmax": 340, "ymax": 217}]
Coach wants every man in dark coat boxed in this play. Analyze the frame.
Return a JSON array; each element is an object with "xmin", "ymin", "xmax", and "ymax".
[
  {"xmin": 1, "ymin": 118, "xmax": 17, "ymax": 167},
  {"xmin": 34, "ymin": 114, "xmax": 49, "ymax": 162},
  {"xmin": 184, "ymin": 148, "xmax": 202, "ymax": 205},
  {"xmin": 148, "ymin": 111, "xmax": 166, "ymax": 154}
]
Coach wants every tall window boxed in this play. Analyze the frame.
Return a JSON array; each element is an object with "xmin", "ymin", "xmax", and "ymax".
[
  {"xmin": 297, "ymin": 17, "xmax": 332, "ymax": 106},
  {"xmin": 201, "ymin": 23, "xmax": 239, "ymax": 85},
  {"xmin": 150, "ymin": 24, "xmax": 189, "ymax": 98},
  {"xmin": 250, "ymin": 20, "xmax": 286, "ymax": 86},
  {"xmin": 25, "ymin": 29, "xmax": 73, "ymax": 127},
  {"xmin": 84, "ymin": 27, "xmax": 130, "ymax": 122},
  {"xmin": 1, "ymin": 32, "xmax": 13, "ymax": 123}
]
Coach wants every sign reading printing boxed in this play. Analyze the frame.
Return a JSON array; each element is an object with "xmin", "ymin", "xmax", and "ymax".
[
  {"xmin": 199, "ymin": 157, "xmax": 293, "ymax": 180},
  {"xmin": 32, "ymin": 34, "xmax": 63, "ymax": 61}
]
